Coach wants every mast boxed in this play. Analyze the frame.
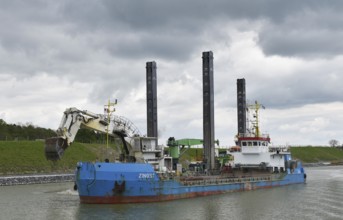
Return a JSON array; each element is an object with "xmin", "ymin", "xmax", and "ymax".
[
  {"xmin": 146, "ymin": 61, "xmax": 158, "ymax": 141},
  {"xmin": 247, "ymin": 101, "xmax": 265, "ymax": 138},
  {"xmin": 237, "ymin": 79, "xmax": 247, "ymax": 136},
  {"xmin": 202, "ymin": 51, "xmax": 215, "ymax": 171}
]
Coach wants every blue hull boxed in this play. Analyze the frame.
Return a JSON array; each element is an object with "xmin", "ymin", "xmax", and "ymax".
[{"xmin": 75, "ymin": 162, "xmax": 306, "ymax": 204}]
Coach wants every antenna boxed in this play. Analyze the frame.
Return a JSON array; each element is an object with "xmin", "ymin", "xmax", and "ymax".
[{"xmin": 247, "ymin": 101, "xmax": 265, "ymax": 137}]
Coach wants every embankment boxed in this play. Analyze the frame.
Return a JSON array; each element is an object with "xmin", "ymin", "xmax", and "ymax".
[
  {"xmin": 0, "ymin": 141, "xmax": 115, "ymax": 175},
  {"xmin": 1, "ymin": 141, "xmax": 343, "ymax": 186},
  {"xmin": 0, "ymin": 173, "xmax": 74, "ymax": 186}
]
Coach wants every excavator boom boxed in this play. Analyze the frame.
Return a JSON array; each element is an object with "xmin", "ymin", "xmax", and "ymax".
[{"xmin": 44, "ymin": 107, "xmax": 141, "ymax": 161}]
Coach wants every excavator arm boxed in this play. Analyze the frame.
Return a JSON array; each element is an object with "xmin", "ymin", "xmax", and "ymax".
[{"xmin": 44, "ymin": 107, "xmax": 140, "ymax": 161}]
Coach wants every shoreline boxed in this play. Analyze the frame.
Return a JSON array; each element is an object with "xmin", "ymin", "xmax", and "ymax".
[
  {"xmin": 0, "ymin": 173, "xmax": 75, "ymax": 186},
  {"xmin": 303, "ymin": 162, "xmax": 343, "ymax": 167},
  {"xmin": 1, "ymin": 162, "xmax": 341, "ymax": 186}
]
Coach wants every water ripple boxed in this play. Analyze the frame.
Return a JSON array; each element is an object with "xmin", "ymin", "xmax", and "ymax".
[{"xmin": 1, "ymin": 166, "xmax": 343, "ymax": 220}]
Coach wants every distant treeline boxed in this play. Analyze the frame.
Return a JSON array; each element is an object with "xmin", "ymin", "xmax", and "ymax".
[
  {"xmin": 0, "ymin": 119, "xmax": 114, "ymax": 144},
  {"xmin": 0, "ymin": 119, "xmax": 56, "ymax": 141}
]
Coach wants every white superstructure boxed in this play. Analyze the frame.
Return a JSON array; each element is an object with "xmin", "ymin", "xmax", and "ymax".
[{"xmin": 231, "ymin": 101, "xmax": 291, "ymax": 172}]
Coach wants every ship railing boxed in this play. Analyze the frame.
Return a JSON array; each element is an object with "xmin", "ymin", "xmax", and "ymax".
[
  {"xmin": 269, "ymin": 146, "xmax": 290, "ymax": 153},
  {"xmin": 238, "ymin": 133, "xmax": 270, "ymax": 138},
  {"xmin": 112, "ymin": 115, "xmax": 141, "ymax": 137},
  {"xmin": 145, "ymin": 158, "xmax": 160, "ymax": 165},
  {"xmin": 181, "ymin": 175, "xmax": 277, "ymax": 186}
]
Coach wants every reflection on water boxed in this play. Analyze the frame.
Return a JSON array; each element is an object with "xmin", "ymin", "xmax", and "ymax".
[{"xmin": 1, "ymin": 166, "xmax": 343, "ymax": 220}]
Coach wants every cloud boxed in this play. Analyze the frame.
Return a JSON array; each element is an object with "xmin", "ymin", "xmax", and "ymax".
[
  {"xmin": 258, "ymin": 2, "xmax": 343, "ymax": 58},
  {"xmin": 261, "ymin": 102, "xmax": 343, "ymax": 145},
  {"xmin": 0, "ymin": 1, "xmax": 343, "ymax": 146},
  {"xmin": 0, "ymin": 73, "xmax": 91, "ymax": 127}
]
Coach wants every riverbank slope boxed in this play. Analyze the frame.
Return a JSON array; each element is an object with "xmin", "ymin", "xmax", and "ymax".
[
  {"xmin": 0, "ymin": 141, "xmax": 116, "ymax": 175},
  {"xmin": 1, "ymin": 141, "xmax": 343, "ymax": 175}
]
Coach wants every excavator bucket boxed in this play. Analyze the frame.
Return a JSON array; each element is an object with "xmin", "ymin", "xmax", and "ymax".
[{"xmin": 44, "ymin": 137, "xmax": 69, "ymax": 161}]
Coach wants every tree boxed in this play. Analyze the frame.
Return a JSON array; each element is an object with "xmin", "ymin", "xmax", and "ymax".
[
  {"xmin": 329, "ymin": 139, "xmax": 340, "ymax": 147},
  {"xmin": 0, "ymin": 119, "xmax": 6, "ymax": 125},
  {"xmin": 0, "ymin": 119, "xmax": 56, "ymax": 141}
]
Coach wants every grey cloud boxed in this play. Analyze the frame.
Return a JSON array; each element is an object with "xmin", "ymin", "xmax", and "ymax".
[
  {"xmin": 3, "ymin": 0, "xmax": 343, "ymax": 65},
  {"xmin": 259, "ymin": 30, "xmax": 343, "ymax": 58},
  {"xmin": 0, "ymin": 0, "xmax": 342, "ymax": 146},
  {"xmin": 1, "ymin": 0, "xmax": 343, "ymax": 109},
  {"xmin": 105, "ymin": 31, "xmax": 203, "ymax": 61},
  {"xmin": 258, "ymin": 2, "xmax": 343, "ymax": 58},
  {"xmin": 247, "ymin": 72, "xmax": 343, "ymax": 109},
  {"xmin": 60, "ymin": 0, "xmax": 343, "ymax": 59}
]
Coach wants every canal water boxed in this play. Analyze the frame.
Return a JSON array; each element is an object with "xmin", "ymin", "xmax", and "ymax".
[{"xmin": 1, "ymin": 166, "xmax": 343, "ymax": 220}]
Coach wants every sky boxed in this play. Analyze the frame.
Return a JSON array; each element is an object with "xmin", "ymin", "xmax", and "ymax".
[{"xmin": 1, "ymin": 0, "xmax": 343, "ymax": 147}]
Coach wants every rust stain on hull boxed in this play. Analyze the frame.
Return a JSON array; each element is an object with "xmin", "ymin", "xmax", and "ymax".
[{"xmin": 112, "ymin": 181, "xmax": 126, "ymax": 194}]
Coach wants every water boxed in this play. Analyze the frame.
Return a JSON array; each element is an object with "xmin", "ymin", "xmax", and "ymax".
[{"xmin": 1, "ymin": 166, "xmax": 343, "ymax": 220}]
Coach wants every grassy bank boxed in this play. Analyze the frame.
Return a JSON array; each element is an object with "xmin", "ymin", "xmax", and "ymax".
[
  {"xmin": 290, "ymin": 146, "xmax": 343, "ymax": 164},
  {"xmin": 178, "ymin": 147, "xmax": 343, "ymax": 165},
  {"xmin": 0, "ymin": 141, "xmax": 117, "ymax": 175},
  {"xmin": 1, "ymin": 141, "xmax": 343, "ymax": 175}
]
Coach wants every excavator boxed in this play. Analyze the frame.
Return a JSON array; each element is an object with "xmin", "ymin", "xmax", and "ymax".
[{"xmin": 45, "ymin": 107, "xmax": 158, "ymax": 164}]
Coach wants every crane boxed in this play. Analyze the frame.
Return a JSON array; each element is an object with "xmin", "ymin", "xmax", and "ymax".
[{"xmin": 44, "ymin": 107, "xmax": 151, "ymax": 163}]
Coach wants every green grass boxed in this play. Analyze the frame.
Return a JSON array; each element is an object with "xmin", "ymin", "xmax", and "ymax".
[
  {"xmin": 0, "ymin": 141, "xmax": 117, "ymax": 175},
  {"xmin": 291, "ymin": 147, "xmax": 343, "ymax": 163},
  {"xmin": 2, "ymin": 141, "xmax": 343, "ymax": 175},
  {"xmin": 174, "ymin": 146, "xmax": 343, "ymax": 164}
]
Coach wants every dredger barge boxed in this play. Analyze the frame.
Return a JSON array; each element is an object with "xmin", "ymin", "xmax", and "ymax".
[{"xmin": 45, "ymin": 51, "xmax": 306, "ymax": 204}]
